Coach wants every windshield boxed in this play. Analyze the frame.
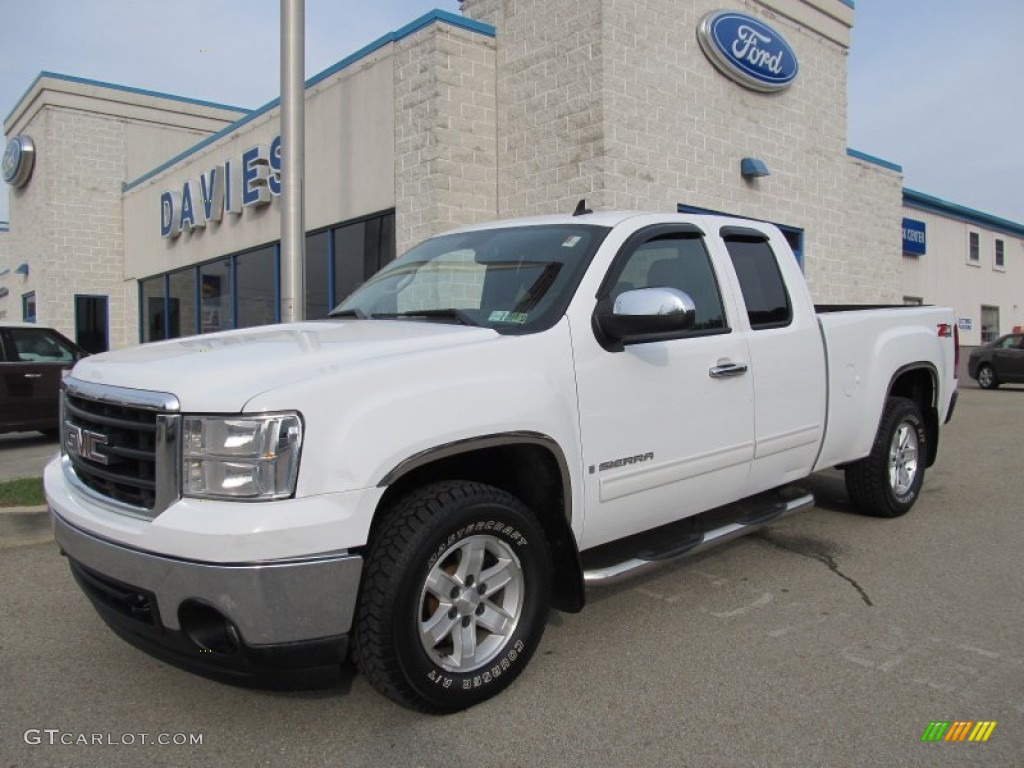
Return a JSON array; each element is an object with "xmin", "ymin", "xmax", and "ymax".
[{"xmin": 331, "ymin": 224, "xmax": 610, "ymax": 333}]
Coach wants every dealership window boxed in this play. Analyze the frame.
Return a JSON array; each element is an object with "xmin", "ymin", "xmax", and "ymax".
[
  {"xmin": 968, "ymin": 231, "xmax": 980, "ymax": 264},
  {"xmin": 327, "ymin": 210, "xmax": 396, "ymax": 310},
  {"xmin": 141, "ymin": 276, "xmax": 167, "ymax": 342},
  {"xmin": 306, "ymin": 231, "xmax": 330, "ymax": 320},
  {"xmin": 235, "ymin": 245, "xmax": 277, "ymax": 328},
  {"xmin": 21, "ymin": 292, "xmax": 36, "ymax": 323},
  {"xmin": 994, "ymin": 239, "xmax": 1005, "ymax": 270},
  {"xmin": 138, "ymin": 210, "xmax": 395, "ymax": 342},
  {"xmin": 200, "ymin": 259, "xmax": 233, "ymax": 333},
  {"xmin": 168, "ymin": 269, "xmax": 197, "ymax": 338},
  {"xmin": 74, "ymin": 295, "xmax": 109, "ymax": 353},
  {"xmin": 980, "ymin": 305, "xmax": 999, "ymax": 344}
]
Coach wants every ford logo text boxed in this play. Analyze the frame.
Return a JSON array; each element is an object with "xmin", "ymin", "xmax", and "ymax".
[{"xmin": 697, "ymin": 11, "xmax": 799, "ymax": 93}]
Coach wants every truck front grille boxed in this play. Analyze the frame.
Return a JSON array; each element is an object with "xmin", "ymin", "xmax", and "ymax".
[
  {"xmin": 62, "ymin": 379, "xmax": 181, "ymax": 518},
  {"xmin": 65, "ymin": 393, "xmax": 158, "ymax": 508}
]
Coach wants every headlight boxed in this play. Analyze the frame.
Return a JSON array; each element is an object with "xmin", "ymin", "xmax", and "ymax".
[{"xmin": 182, "ymin": 413, "xmax": 303, "ymax": 500}]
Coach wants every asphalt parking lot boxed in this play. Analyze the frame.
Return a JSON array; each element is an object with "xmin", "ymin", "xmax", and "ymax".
[{"xmin": 1, "ymin": 385, "xmax": 1021, "ymax": 767}]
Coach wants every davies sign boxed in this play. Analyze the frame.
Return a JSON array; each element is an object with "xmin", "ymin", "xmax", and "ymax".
[
  {"xmin": 160, "ymin": 135, "xmax": 282, "ymax": 239},
  {"xmin": 697, "ymin": 11, "xmax": 799, "ymax": 93}
]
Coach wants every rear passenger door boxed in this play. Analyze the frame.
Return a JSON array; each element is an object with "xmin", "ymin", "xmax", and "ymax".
[{"xmin": 716, "ymin": 227, "xmax": 827, "ymax": 496}]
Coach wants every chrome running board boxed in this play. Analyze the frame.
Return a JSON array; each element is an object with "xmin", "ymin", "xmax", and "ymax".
[{"xmin": 582, "ymin": 492, "xmax": 815, "ymax": 586}]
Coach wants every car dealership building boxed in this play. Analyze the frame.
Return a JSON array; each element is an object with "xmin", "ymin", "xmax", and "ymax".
[{"xmin": 2, "ymin": 0, "xmax": 1022, "ymax": 351}]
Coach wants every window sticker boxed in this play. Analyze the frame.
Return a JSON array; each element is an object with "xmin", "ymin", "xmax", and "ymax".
[
  {"xmin": 488, "ymin": 311, "xmax": 529, "ymax": 324},
  {"xmin": 562, "ymin": 236, "xmax": 582, "ymax": 248}
]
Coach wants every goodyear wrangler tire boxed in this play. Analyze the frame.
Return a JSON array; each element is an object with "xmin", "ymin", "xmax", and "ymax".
[
  {"xmin": 352, "ymin": 481, "xmax": 551, "ymax": 713},
  {"xmin": 845, "ymin": 397, "xmax": 927, "ymax": 518}
]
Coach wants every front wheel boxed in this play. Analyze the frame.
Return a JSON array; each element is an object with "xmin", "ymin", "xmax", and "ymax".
[
  {"xmin": 845, "ymin": 397, "xmax": 927, "ymax": 518},
  {"xmin": 352, "ymin": 481, "xmax": 551, "ymax": 713},
  {"xmin": 977, "ymin": 364, "xmax": 998, "ymax": 389}
]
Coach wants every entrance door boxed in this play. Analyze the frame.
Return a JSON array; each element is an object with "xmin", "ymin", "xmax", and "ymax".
[{"xmin": 75, "ymin": 295, "xmax": 109, "ymax": 353}]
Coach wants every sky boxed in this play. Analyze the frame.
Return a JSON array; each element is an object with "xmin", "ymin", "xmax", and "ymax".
[{"xmin": 1, "ymin": 0, "xmax": 1021, "ymax": 225}]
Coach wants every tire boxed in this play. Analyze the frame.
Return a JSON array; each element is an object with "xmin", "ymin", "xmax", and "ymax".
[
  {"xmin": 845, "ymin": 397, "xmax": 927, "ymax": 518},
  {"xmin": 977, "ymin": 364, "xmax": 998, "ymax": 389},
  {"xmin": 352, "ymin": 481, "xmax": 551, "ymax": 713}
]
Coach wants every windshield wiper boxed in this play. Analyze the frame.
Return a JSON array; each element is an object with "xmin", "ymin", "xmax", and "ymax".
[{"xmin": 370, "ymin": 309, "xmax": 477, "ymax": 326}]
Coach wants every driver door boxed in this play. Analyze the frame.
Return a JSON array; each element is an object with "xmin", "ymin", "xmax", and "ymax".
[{"xmin": 571, "ymin": 226, "xmax": 754, "ymax": 549}]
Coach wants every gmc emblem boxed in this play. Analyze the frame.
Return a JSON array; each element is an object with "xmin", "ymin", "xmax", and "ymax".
[{"xmin": 65, "ymin": 424, "xmax": 109, "ymax": 465}]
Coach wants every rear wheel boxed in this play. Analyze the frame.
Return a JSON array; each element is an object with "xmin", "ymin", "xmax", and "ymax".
[
  {"xmin": 352, "ymin": 481, "xmax": 551, "ymax": 713},
  {"xmin": 845, "ymin": 397, "xmax": 927, "ymax": 518},
  {"xmin": 977, "ymin": 364, "xmax": 998, "ymax": 389}
]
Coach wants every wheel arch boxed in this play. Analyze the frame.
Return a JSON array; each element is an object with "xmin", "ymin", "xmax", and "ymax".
[
  {"xmin": 886, "ymin": 363, "xmax": 939, "ymax": 467},
  {"xmin": 375, "ymin": 432, "xmax": 585, "ymax": 613}
]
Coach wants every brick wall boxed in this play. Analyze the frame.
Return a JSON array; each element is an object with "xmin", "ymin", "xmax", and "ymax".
[
  {"xmin": 394, "ymin": 22, "xmax": 498, "ymax": 256},
  {"xmin": 461, "ymin": 0, "xmax": 903, "ymax": 303}
]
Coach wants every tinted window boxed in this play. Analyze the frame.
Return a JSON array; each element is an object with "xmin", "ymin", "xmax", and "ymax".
[
  {"xmin": 723, "ymin": 237, "xmax": 792, "ymax": 329},
  {"xmin": 610, "ymin": 233, "xmax": 727, "ymax": 332}
]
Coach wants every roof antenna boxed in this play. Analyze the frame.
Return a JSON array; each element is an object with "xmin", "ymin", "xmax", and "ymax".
[{"xmin": 572, "ymin": 199, "xmax": 593, "ymax": 216}]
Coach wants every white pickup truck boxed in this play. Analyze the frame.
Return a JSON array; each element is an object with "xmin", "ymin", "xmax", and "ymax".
[{"xmin": 46, "ymin": 210, "xmax": 958, "ymax": 712}]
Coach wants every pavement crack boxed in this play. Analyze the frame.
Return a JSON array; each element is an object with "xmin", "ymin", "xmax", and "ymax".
[{"xmin": 755, "ymin": 533, "xmax": 873, "ymax": 606}]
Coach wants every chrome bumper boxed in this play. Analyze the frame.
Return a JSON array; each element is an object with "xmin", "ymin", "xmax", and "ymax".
[{"xmin": 52, "ymin": 509, "xmax": 362, "ymax": 646}]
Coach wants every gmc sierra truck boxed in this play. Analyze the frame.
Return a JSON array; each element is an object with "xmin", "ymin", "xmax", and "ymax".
[{"xmin": 46, "ymin": 210, "xmax": 958, "ymax": 712}]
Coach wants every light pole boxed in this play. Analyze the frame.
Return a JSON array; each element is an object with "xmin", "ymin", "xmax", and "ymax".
[{"xmin": 280, "ymin": 0, "xmax": 305, "ymax": 323}]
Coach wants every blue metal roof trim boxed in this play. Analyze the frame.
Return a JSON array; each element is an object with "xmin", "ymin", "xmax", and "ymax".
[
  {"xmin": 5, "ymin": 71, "xmax": 251, "ymax": 126},
  {"xmin": 124, "ymin": 10, "xmax": 496, "ymax": 192},
  {"xmin": 846, "ymin": 148, "xmax": 903, "ymax": 173},
  {"xmin": 903, "ymin": 188, "xmax": 1024, "ymax": 239},
  {"xmin": 837, "ymin": 0, "xmax": 854, "ymax": 8}
]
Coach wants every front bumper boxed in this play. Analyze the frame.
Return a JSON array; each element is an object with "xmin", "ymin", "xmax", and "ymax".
[{"xmin": 53, "ymin": 510, "xmax": 363, "ymax": 688}]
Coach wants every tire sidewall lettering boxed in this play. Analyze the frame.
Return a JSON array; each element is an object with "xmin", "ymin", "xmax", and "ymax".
[{"xmin": 392, "ymin": 500, "xmax": 548, "ymax": 708}]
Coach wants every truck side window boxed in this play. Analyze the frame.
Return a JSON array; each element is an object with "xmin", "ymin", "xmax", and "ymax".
[
  {"xmin": 610, "ymin": 234, "xmax": 727, "ymax": 332},
  {"xmin": 722, "ymin": 236, "xmax": 793, "ymax": 329}
]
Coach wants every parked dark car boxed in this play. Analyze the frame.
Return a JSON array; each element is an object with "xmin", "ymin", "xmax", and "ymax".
[
  {"xmin": 968, "ymin": 333, "xmax": 1024, "ymax": 389},
  {"xmin": 0, "ymin": 322, "xmax": 88, "ymax": 435}
]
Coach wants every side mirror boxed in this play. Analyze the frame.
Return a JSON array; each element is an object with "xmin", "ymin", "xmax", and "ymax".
[{"xmin": 594, "ymin": 287, "xmax": 696, "ymax": 349}]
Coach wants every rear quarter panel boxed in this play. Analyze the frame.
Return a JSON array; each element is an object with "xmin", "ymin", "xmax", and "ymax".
[{"xmin": 814, "ymin": 307, "xmax": 956, "ymax": 470}]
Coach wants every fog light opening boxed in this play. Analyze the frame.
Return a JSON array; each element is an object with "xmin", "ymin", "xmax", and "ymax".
[{"xmin": 179, "ymin": 601, "xmax": 241, "ymax": 655}]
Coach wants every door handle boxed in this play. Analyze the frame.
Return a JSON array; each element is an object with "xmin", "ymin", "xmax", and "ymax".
[
  {"xmin": 23, "ymin": 373, "xmax": 43, "ymax": 379},
  {"xmin": 709, "ymin": 362, "xmax": 748, "ymax": 378}
]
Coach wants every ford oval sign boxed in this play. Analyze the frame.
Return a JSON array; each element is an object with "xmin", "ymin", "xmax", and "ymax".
[{"xmin": 697, "ymin": 11, "xmax": 799, "ymax": 93}]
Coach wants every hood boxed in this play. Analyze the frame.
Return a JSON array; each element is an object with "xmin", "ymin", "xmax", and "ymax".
[{"xmin": 71, "ymin": 320, "xmax": 497, "ymax": 411}]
